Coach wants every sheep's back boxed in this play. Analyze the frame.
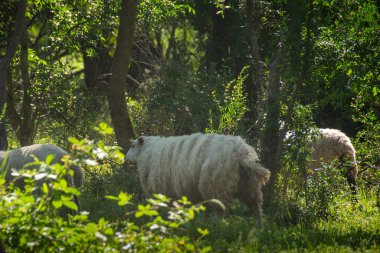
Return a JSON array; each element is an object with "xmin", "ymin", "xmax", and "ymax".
[
  {"xmin": 2, "ymin": 144, "xmax": 68, "ymax": 182},
  {"xmin": 137, "ymin": 133, "xmax": 245, "ymax": 201},
  {"xmin": 310, "ymin": 128, "xmax": 356, "ymax": 168}
]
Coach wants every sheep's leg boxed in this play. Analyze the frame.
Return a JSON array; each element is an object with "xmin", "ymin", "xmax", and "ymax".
[
  {"xmin": 245, "ymin": 190, "xmax": 263, "ymax": 225},
  {"xmin": 237, "ymin": 167, "xmax": 264, "ymax": 224},
  {"xmin": 347, "ymin": 174, "xmax": 357, "ymax": 201}
]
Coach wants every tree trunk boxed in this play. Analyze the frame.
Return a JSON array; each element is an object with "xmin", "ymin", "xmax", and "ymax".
[
  {"xmin": 260, "ymin": 44, "xmax": 284, "ymax": 204},
  {"xmin": 106, "ymin": 0, "xmax": 137, "ymax": 150},
  {"xmin": 165, "ymin": 24, "xmax": 178, "ymax": 61},
  {"xmin": 245, "ymin": 0, "xmax": 264, "ymax": 137},
  {"xmin": 0, "ymin": 88, "xmax": 7, "ymax": 150},
  {"xmin": 5, "ymin": 70, "xmax": 21, "ymax": 137},
  {"xmin": 83, "ymin": 47, "xmax": 112, "ymax": 92},
  {"xmin": 18, "ymin": 22, "xmax": 34, "ymax": 146},
  {"xmin": 246, "ymin": 0, "xmax": 263, "ymax": 109},
  {"xmin": 0, "ymin": 0, "xmax": 27, "ymax": 150},
  {"xmin": 204, "ymin": 7, "xmax": 227, "ymax": 70},
  {"xmin": 0, "ymin": 72, "xmax": 7, "ymax": 150}
]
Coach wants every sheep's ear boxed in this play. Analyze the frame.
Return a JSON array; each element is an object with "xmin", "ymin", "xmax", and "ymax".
[{"xmin": 138, "ymin": 137, "xmax": 144, "ymax": 145}]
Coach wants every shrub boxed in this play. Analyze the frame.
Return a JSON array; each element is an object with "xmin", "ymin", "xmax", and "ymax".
[
  {"xmin": 0, "ymin": 124, "xmax": 210, "ymax": 252},
  {"xmin": 205, "ymin": 66, "xmax": 249, "ymax": 135}
]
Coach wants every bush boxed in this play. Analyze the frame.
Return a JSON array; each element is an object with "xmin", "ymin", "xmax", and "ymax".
[
  {"xmin": 205, "ymin": 66, "xmax": 249, "ymax": 135},
  {"xmin": 0, "ymin": 124, "xmax": 210, "ymax": 252}
]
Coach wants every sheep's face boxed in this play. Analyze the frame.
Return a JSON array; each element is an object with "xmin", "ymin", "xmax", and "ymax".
[{"xmin": 125, "ymin": 137, "xmax": 144, "ymax": 163}]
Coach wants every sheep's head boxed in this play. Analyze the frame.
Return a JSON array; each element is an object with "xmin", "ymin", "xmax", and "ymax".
[{"xmin": 125, "ymin": 137, "xmax": 145, "ymax": 163}]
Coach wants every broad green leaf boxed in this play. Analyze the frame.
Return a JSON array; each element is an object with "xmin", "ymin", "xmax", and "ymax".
[
  {"xmin": 63, "ymin": 200, "xmax": 78, "ymax": 211},
  {"xmin": 52, "ymin": 199, "xmax": 63, "ymax": 209}
]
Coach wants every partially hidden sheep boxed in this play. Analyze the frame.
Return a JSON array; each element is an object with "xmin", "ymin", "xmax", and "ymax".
[
  {"xmin": 308, "ymin": 128, "xmax": 358, "ymax": 196},
  {"xmin": 0, "ymin": 144, "xmax": 83, "ymax": 211},
  {"xmin": 125, "ymin": 133, "xmax": 271, "ymax": 223}
]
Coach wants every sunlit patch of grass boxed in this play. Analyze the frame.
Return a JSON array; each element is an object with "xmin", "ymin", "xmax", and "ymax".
[{"xmin": 191, "ymin": 188, "xmax": 380, "ymax": 252}]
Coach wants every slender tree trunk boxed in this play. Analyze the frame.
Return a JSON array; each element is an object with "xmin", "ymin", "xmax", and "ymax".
[
  {"xmin": 204, "ymin": 7, "xmax": 226, "ymax": 70},
  {"xmin": 0, "ymin": 74, "xmax": 7, "ymax": 150},
  {"xmin": 245, "ymin": 0, "xmax": 264, "ymax": 135},
  {"xmin": 0, "ymin": 0, "xmax": 27, "ymax": 150},
  {"xmin": 6, "ymin": 70, "xmax": 21, "ymax": 135},
  {"xmin": 83, "ymin": 53, "xmax": 101, "ymax": 89},
  {"xmin": 165, "ymin": 24, "xmax": 177, "ymax": 61},
  {"xmin": 260, "ymin": 44, "xmax": 284, "ymax": 203},
  {"xmin": 0, "ymin": 93, "xmax": 7, "ymax": 150},
  {"xmin": 106, "ymin": 0, "xmax": 137, "ymax": 150},
  {"xmin": 18, "ymin": 22, "xmax": 34, "ymax": 146},
  {"xmin": 83, "ymin": 46, "xmax": 112, "ymax": 92}
]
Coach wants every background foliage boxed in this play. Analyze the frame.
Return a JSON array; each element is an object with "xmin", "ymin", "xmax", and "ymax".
[{"xmin": 0, "ymin": 0, "xmax": 379, "ymax": 252}]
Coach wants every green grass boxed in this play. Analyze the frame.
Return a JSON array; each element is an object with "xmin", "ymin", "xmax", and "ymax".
[{"xmin": 194, "ymin": 190, "xmax": 380, "ymax": 252}]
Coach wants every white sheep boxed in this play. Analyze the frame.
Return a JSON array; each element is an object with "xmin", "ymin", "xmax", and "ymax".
[
  {"xmin": 308, "ymin": 128, "xmax": 358, "ymax": 196},
  {"xmin": 0, "ymin": 144, "xmax": 83, "ymax": 210},
  {"xmin": 125, "ymin": 133, "xmax": 271, "ymax": 223}
]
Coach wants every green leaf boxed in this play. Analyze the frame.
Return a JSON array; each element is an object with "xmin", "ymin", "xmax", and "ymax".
[
  {"xmin": 21, "ymin": 195, "xmax": 35, "ymax": 203},
  {"xmin": 105, "ymin": 195, "xmax": 119, "ymax": 201},
  {"xmin": 63, "ymin": 200, "xmax": 78, "ymax": 211},
  {"xmin": 201, "ymin": 246, "xmax": 212, "ymax": 253},
  {"xmin": 45, "ymin": 154, "xmax": 55, "ymax": 165},
  {"xmin": 86, "ymin": 223, "xmax": 99, "ymax": 233},
  {"xmin": 104, "ymin": 227, "xmax": 114, "ymax": 235},
  {"xmin": 135, "ymin": 204, "xmax": 159, "ymax": 218},
  {"xmin": 117, "ymin": 192, "xmax": 132, "ymax": 206},
  {"xmin": 52, "ymin": 199, "xmax": 63, "ymax": 209},
  {"xmin": 372, "ymin": 86, "xmax": 379, "ymax": 96},
  {"xmin": 68, "ymin": 137, "xmax": 81, "ymax": 145},
  {"xmin": 94, "ymin": 122, "xmax": 114, "ymax": 135},
  {"xmin": 197, "ymin": 228, "xmax": 209, "ymax": 237},
  {"xmin": 42, "ymin": 182, "xmax": 49, "ymax": 194},
  {"xmin": 185, "ymin": 243, "xmax": 195, "ymax": 251}
]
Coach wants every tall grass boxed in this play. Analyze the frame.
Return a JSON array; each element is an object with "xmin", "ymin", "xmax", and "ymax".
[{"xmin": 192, "ymin": 188, "xmax": 380, "ymax": 252}]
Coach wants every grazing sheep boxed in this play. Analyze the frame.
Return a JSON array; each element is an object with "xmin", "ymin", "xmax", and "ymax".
[
  {"xmin": 308, "ymin": 128, "xmax": 358, "ymax": 196},
  {"xmin": 0, "ymin": 144, "xmax": 83, "ymax": 211},
  {"xmin": 125, "ymin": 133, "xmax": 271, "ymax": 223}
]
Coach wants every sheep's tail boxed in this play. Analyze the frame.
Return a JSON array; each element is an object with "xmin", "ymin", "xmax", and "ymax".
[
  {"xmin": 239, "ymin": 144, "xmax": 271, "ymax": 185},
  {"xmin": 252, "ymin": 163, "xmax": 271, "ymax": 185}
]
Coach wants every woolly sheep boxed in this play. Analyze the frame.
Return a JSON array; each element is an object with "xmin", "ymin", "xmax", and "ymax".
[
  {"xmin": 0, "ymin": 144, "xmax": 83, "ymax": 210},
  {"xmin": 125, "ymin": 133, "xmax": 271, "ymax": 223},
  {"xmin": 308, "ymin": 128, "xmax": 358, "ymax": 196}
]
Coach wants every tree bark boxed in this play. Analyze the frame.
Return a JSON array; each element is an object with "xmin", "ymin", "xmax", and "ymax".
[
  {"xmin": 83, "ymin": 47, "xmax": 112, "ymax": 92},
  {"xmin": 0, "ymin": 0, "xmax": 27, "ymax": 150},
  {"xmin": 204, "ymin": 7, "xmax": 227, "ymax": 70},
  {"xmin": 165, "ymin": 24, "xmax": 178, "ymax": 61},
  {"xmin": 245, "ymin": 0, "xmax": 264, "ymax": 132},
  {"xmin": 106, "ymin": 0, "xmax": 137, "ymax": 150},
  {"xmin": 260, "ymin": 44, "xmax": 284, "ymax": 204},
  {"xmin": 17, "ymin": 21, "xmax": 35, "ymax": 146}
]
